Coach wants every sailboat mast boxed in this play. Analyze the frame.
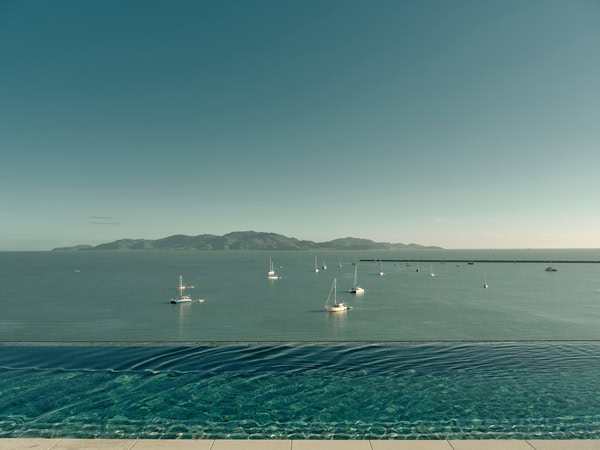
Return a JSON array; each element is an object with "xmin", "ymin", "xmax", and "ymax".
[{"xmin": 334, "ymin": 278, "xmax": 337, "ymax": 303}]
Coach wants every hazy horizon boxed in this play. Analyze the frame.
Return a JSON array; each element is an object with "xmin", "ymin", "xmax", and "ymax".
[{"xmin": 2, "ymin": 1, "xmax": 599, "ymax": 251}]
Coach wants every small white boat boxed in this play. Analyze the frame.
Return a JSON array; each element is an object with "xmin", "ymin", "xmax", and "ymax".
[
  {"xmin": 378, "ymin": 260, "xmax": 384, "ymax": 276},
  {"xmin": 350, "ymin": 263, "xmax": 364, "ymax": 294},
  {"xmin": 171, "ymin": 275, "xmax": 198, "ymax": 304},
  {"xmin": 483, "ymin": 272, "xmax": 488, "ymax": 288},
  {"xmin": 314, "ymin": 256, "xmax": 319, "ymax": 273},
  {"xmin": 430, "ymin": 264, "xmax": 435, "ymax": 277},
  {"xmin": 326, "ymin": 278, "xmax": 352, "ymax": 312},
  {"xmin": 267, "ymin": 257, "xmax": 280, "ymax": 279},
  {"xmin": 322, "ymin": 260, "xmax": 327, "ymax": 270}
]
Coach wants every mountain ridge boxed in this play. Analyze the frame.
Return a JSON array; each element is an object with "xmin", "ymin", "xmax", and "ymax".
[{"xmin": 52, "ymin": 231, "xmax": 443, "ymax": 251}]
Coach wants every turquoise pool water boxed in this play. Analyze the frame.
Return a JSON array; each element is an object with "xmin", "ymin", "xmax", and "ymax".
[{"xmin": 2, "ymin": 342, "xmax": 600, "ymax": 439}]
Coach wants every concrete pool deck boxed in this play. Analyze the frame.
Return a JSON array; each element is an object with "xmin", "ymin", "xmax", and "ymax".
[{"xmin": 3, "ymin": 440, "xmax": 600, "ymax": 449}]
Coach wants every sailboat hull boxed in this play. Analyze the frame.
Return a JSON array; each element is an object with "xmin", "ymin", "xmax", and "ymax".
[{"xmin": 327, "ymin": 304, "xmax": 352, "ymax": 312}]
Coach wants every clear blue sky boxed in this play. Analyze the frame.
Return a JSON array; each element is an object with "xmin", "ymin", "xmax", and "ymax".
[{"xmin": 1, "ymin": 0, "xmax": 599, "ymax": 250}]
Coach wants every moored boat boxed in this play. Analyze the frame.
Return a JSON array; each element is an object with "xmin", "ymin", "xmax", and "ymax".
[
  {"xmin": 267, "ymin": 257, "xmax": 280, "ymax": 279},
  {"xmin": 350, "ymin": 263, "xmax": 365, "ymax": 294},
  {"xmin": 171, "ymin": 275, "xmax": 194, "ymax": 304},
  {"xmin": 326, "ymin": 278, "xmax": 352, "ymax": 312}
]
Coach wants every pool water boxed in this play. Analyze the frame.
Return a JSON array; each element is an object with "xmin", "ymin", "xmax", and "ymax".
[{"xmin": 1, "ymin": 342, "xmax": 600, "ymax": 439}]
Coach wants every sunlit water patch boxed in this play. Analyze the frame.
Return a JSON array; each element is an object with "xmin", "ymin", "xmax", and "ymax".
[{"xmin": 2, "ymin": 342, "xmax": 600, "ymax": 439}]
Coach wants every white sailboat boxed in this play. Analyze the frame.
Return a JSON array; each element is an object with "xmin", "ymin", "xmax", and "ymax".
[
  {"xmin": 314, "ymin": 256, "xmax": 319, "ymax": 273},
  {"xmin": 483, "ymin": 272, "xmax": 488, "ymax": 289},
  {"xmin": 378, "ymin": 260, "xmax": 384, "ymax": 276},
  {"xmin": 322, "ymin": 260, "xmax": 327, "ymax": 270},
  {"xmin": 325, "ymin": 278, "xmax": 352, "ymax": 312},
  {"xmin": 267, "ymin": 257, "xmax": 280, "ymax": 279},
  {"xmin": 429, "ymin": 264, "xmax": 435, "ymax": 277},
  {"xmin": 171, "ymin": 275, "xmax": 197, "ymax": 304},
  {"xmin": 350, "ymin": 263, "xmax": 364, "ymax": 294}
]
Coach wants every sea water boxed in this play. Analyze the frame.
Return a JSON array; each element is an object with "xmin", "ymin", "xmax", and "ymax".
[{"xmin": 1, "ymin": 249, "xmax": 600, "ymax": 439}]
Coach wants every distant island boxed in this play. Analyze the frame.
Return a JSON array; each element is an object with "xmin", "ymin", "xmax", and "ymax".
[{"xmin": 52, "ymin": 231, "xmax": 442, "ymax": 251}]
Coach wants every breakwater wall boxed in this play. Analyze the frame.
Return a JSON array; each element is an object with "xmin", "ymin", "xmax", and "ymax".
[{"xmin": 360, "ymin": 259, "xmax": 600, "ymax": 264}]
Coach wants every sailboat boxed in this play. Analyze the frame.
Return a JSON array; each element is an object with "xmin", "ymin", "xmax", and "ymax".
[
  {"xmin": 378, "ymin": 260, "xmax": 384, "ymax": 276},
  {"xmin": 171, "ymin": 275, "xmax": 203, "ymax": 304},
  {"xmin": 267, "ymin": 257, "xmax": 280, "ymax": 279},
  {"xmin": 350, "ymin": 263, "xmax": 364, "ymax": 294},
  {"xmin": 322, "ymin": 260, "xmax": 327, "ymax": 270},
  {"xmin": 325, "ymin": 278, "xmax": 352, "ymax": 312},
  {"xmin": 314, "ymin": 256, "xmax": 319, "ymax": 273},
  {"xmin": 483, "ymin": 272, "xmax": 488, "ymax": 288},
  {"xmin": 429, "ymin": 264, "xmax": 435, "ymax": 277},
  {"xmin": 416, "ymin": 258, "xmax": 420, "ymax": 272}
]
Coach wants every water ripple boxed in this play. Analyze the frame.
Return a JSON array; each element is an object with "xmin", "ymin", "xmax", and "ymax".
[
  {"xmin": 3, "ymin": 342, "xmax": 600, "ymax": 439},
  {"xmin": 3, "ymin": 341, "xmax": 600, "ymax": 375}
]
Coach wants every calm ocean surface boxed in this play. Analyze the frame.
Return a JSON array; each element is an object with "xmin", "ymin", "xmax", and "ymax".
[{"xmin": 1, "ymin": 249, "xmax": 600, "ymax": 439}]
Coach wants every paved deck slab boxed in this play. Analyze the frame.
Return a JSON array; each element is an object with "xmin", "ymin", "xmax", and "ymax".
[
  {"xmin": 133, "ymin": 440, "xmax": 213, "ymax": 449},
  {"xmin": 370, "ymin": 441, "xmax": 453, "ymax": 449},
  {"xmin": 211, "ymin": 440, "xmax": 290, "ymax": 450},
  {"xmin": 449, "ymin": 441, "xmax": 534, "ymax": 450},
  {"xmin": 52, "ymin": 439, "xmax": 137, "ymax": 450},
  {"xmin": 528, "ymin": 441, "xmax": 600, "ymax": 450},
  {"xmin": 0, "ymin": 439, "xmax": 61, "ymax": 450},
  {"xmin": 292, "ymin": 441, "xmax": 371, "ymax": 450}
]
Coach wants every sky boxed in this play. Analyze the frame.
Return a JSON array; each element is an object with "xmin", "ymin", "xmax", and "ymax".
[{"xmin": 1, "ymin": 0, "xmax": 599, "ymax": 250}]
